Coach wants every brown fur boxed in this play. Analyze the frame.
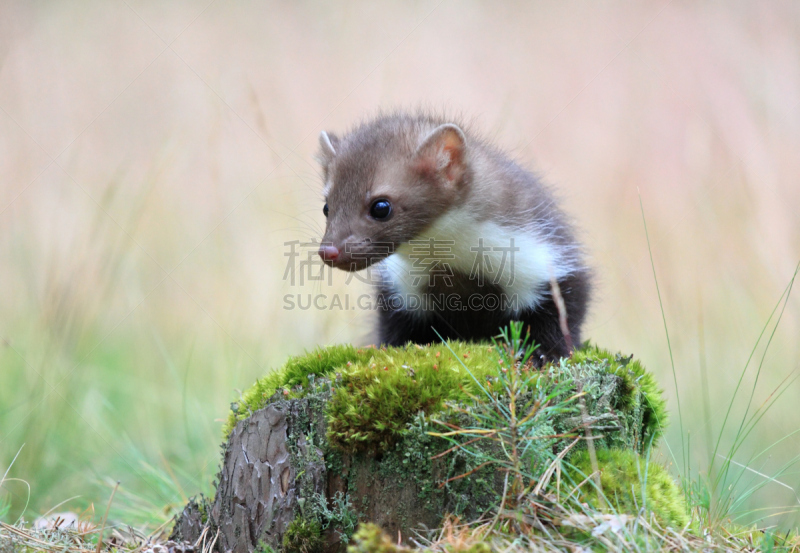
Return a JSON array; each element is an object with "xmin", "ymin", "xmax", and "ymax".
[{"xmin": 317, "ymin": 111, "xmax": 592, "ymax": 359}]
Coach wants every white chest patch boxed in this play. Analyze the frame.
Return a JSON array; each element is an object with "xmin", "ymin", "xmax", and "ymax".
[{"xmin": 378, "ymin": 209, "xmax": 576, "ymax": 315}]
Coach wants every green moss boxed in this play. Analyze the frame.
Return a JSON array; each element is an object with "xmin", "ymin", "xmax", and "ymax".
[
  {"xmin": 282, "ymin": 517, "xmax": 326, "ymax": 553},
  {"xmin": 461, "ymin": 543, "xmax": 491, "ymax": 553},
  {"xmin": 570, "ymin": 344, "xmax": 667, "ymax": 446},
  {"xmin": 359, "ymin": 411, "xmax": 501, "ymax": 525},
  {"xmin": 567, "ymin": 448, "xmax": 689, "ymax": 528},
  {"xmin": 255, "ymin": 540, "xmax": 277, "ymax": 553},
  {"xmin": 225, "ymin": 341, "xmax": 666, "ymax": 459},
  {"xmin": 224, "ymin": 344, "xmax": 368, "ymax": 435},
  {"xmin": 327, "ymin": 343, "xmax": 500, "ymax": 452},
  {"xmin": 224, "ymin": 342, "xmax": 501, "ymax": 440},
  {"xmin": 309, "ymin": 491, "xmax": 359, "ymax": 543},
  {"xmin": 347, "ymin": 523, "xmax": 399, "ymax": 553},
  {"xmin": 347, "ymin": 523, "xmax": 492, "ymax": 553}
]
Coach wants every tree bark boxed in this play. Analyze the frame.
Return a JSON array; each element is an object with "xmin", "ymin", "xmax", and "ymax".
[{"xmin": 173, "ymin": 353, "xmax": 656, "ymax": 553}]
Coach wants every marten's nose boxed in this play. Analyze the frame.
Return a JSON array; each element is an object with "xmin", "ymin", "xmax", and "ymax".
[{"xmin": 318, "ymin": 244, "xmax": 340, "ymax": 263}]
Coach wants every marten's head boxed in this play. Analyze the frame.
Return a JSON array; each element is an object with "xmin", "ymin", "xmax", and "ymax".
[{"xmin": 317, "ymin": 115, "xmax": 470, "ymax": 271}]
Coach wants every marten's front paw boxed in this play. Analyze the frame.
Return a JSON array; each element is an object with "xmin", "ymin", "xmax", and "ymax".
[
  {"xmin": 533, "ymin": 348, "xmax": 570, "ymax": 368},
  {"xmin": 532, "ymin": 352, "xmax": 551, "ymax": 368}
]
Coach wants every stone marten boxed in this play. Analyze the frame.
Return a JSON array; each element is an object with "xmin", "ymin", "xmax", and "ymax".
[{"xmin": 316, "ymin": 111, "xmax": 591, "ymax": 362}]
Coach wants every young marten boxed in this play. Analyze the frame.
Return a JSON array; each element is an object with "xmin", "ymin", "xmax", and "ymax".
[{"xmin": 316, "ymin": 112, "xmax": 591, "ymax": 362}]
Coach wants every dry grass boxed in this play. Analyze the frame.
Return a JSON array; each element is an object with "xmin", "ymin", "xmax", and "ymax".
[
  {"xmin": 0, "ymin": 0, "xmax": 798, "ymax": 533},
  {"xmin": 418, "ymin": 510, "xmax": 800, "ymax": 553},
  {"xmin": 0, "ymin": 518, "xmax": 202, "ymax": 553},
  {"xmin": 2, "ymin": 506, "xmax": 795, "ymax": 553}
]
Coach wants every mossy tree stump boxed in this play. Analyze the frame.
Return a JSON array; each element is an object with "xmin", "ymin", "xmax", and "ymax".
[{"xmin": 172, "ymin": 342, "xmax": 669, "ymax": 553}]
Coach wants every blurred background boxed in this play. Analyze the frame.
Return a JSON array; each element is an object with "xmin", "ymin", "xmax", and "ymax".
[{"xmin": 1, "ymin": 0, "xmax": 799, "ymax": 529}]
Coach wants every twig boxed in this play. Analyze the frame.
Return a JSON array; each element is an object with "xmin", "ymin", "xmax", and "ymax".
[
  {"xmin": 147, "ymin": 515, "xmax": 176, "ymax": 541},
  {"xmin": 430, "ymin": 433, "xmax": 497, "ymax": 460},
  {"xmin": 95, "ymin": 481, "xmax": 119, "ymax": 553},
  {"xmin": 549, "ymin": 277, "xmax": 573, "ymax": 351},
  {"xmin": 533, "ymin": 438, "xmax": 580, "ymax": 495},
  {"xmin": 438, "ymin": 461, "xmax": 495, "ymax": 488},
  {"xmin": 578, "ymin": 392, "xmax": 604, "ymax": 507},
  {"xmin": 486, "ymin": 472, "xmax": 510, "ymax": 536},
  {"xmin": 204, "ymin": 529, "xmax": 220, "ymax": 553},
  {"xmin": 193, "ymin": 525, "xmax": 210, "ymax": 550},
  {"xmin": 0, "ymin": 521, "xmax": 56, "ymax": 548}
]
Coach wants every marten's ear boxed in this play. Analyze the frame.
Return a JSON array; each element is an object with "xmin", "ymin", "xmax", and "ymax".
[
  {"xmin": 414, "ymin": 124, "xmax": 467, "ymax": 184},
  {"xmin": 317, "ymin": 131, "xmax": 338, "ymax": 164}
]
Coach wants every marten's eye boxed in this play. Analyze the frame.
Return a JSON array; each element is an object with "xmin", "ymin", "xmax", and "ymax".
[
  {"xmin": 323, "ymin": 203, "xmax": 329, "ymax": 217},
  {"xmin": 369, "ymin": 199, "xmax": 392, "ymax": 220}
]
